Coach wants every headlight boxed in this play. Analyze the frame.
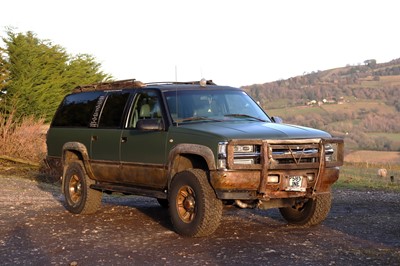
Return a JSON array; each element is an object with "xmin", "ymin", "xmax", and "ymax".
[
  {"xmin": 234, "ymin": 145, "xmax": 254, "ymax": 153},
  {"xmin": 322, "ymin": 138, "xmax": 344, "ymax": 166},
  {"xmin": 233, "ymin": 144, "xmax": 261, "ymax": 165},
  {"xmin": 325, "ymin": 143, "xmax": 336, "ymax": 162},
  {"xmin": 218, "ymin": 142, "xmax": 227, "ymax": 157},
  {"xmin": 218, "ymin": 142, "xmax": 228, "ymax": 169}
]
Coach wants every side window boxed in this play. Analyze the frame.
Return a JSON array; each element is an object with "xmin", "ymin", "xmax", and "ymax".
[
  {"xmin": 126, "ymin": 91, "xmax": 163, "ymax": 129},
  {"xmin": 52, "ymin": 91, "xmax": 104, "ymax": 127},
  {"xmin": 97, "ymin": 91, "xmax": 130, "ymax": 128}
]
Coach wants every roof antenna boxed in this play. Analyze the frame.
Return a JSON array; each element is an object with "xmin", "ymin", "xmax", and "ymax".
[{"xmin": 175, "ymin": 65, "xmax": 179, "ymax": 126}]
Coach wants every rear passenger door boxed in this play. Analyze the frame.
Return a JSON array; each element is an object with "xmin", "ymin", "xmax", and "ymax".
[{"xmin": 90, "ymin": 91, "xmax": 131, "ymax": 182}]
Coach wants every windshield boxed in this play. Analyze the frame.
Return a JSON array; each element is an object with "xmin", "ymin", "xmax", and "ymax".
[{"xmin": 164, "ymin": 89, "xmax": 271, "ymax": 123}]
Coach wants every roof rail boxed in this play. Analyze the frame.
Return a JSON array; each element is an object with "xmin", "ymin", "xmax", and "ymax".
[
  {"xmin": 73, "ymin": 79, "xmax": 146, "ymax": 93},
  {"xmin": 145, "ymin": 80, "xmax": 216, "ymax": 86}
]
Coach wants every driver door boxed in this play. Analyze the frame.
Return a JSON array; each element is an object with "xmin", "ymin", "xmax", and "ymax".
[{"xmin": 120, "ymin": 90, "xmax": 168, "ymax": 189}]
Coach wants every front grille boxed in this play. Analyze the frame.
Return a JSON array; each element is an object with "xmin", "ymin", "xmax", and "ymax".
[{"xmin": 270, "ymin": 144, "xmax": 320, "ymax": 166}]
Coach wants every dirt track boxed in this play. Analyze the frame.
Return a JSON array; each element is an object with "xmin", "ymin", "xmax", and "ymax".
[{"xmin": 0, "ymin": 175, "xmax": 399, "ymax": 265}]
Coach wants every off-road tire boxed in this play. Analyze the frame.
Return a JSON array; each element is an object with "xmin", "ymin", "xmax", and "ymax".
[
  {"xmin": 279, "ymin": 192, "xmax": 332, "ymax": 226},
  {"xmin": 168, "ymin": 169, "xmax": 223, "ymax": 237},
  {"xmin": 63, "ymin": 161, "xmax": 102, "ymax": 214}
]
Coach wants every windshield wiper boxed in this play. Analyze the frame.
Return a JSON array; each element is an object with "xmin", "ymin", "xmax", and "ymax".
[
  {"xmin": 175, "ymin": 116, "xmax": 222, "ymax": 123},
  {"xmin": 224, "ymin": 114, "xmax": 267, "ymax": 122}
]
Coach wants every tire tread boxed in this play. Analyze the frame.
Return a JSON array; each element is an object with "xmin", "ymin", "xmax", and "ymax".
[
  {"xmin": 64, "ymin": 161, "xmax": 102, "ymax": 214},
  {"xmin": 279, "ymin": 192, "xmax": 332, "ymax": 226},
  {"xmin": 169, "ymin": 169, "xmax": 222, "ymax": 237}
]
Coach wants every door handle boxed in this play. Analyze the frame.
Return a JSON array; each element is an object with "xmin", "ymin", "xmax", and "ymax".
[
  {"xmin": 121, "ymin": 137, "xmax": 128, "ymax": 143},
  {"xmin": 91, "ymin": 135, "xmax": 98, "ymax": 141}
]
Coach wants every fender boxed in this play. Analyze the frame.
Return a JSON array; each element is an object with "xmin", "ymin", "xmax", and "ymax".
[
  {"xmin": 167, "ymin": 143, "xmax": 216, "ymax": 184},
  {"xmin": 62, "ymin": 142, "xmax": 95, "ymax": 180}
]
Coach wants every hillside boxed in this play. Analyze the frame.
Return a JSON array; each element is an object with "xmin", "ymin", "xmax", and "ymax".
[{"xmin": 243, "ymin": 58, "xmax": 400, "ymax": 152}]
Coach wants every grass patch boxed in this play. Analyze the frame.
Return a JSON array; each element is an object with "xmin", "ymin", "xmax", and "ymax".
[
  {"xmin": 267, "ymin": 105, "xmax": 327, "ymax": 118},
  {"xmin": 367, "ymin": 132, "xmax": 400, "ymax": 142},
  {"xmin": 335, "ymin": 162, "xmax": 400, "ymax": 192},
  {"xmin": 263, "ymin": 99, "xmax": 290, "ymax": 110},
  {"xmin": 322, "ymin": 100, "xmax": 395, "ymax": 114},
  {"xmin": 345, "ymin": 150, "xmax": 400, "ymax": 164}
]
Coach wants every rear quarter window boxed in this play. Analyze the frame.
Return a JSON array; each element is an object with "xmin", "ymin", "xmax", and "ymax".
[{"xmin": 51, "ymin": 91, "xmax": 105, "ymax": 127}]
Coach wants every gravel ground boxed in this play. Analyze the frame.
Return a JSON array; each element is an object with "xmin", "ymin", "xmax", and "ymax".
[{"xmin": 0, "ymin": 174, "xmax": 399, "ymax": 265}]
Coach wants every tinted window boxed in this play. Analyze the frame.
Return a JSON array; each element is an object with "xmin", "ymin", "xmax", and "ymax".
[
  {"xmin": 52, "ymin": 92, "xmax": 104, "ymax": 127},
  {"xmin": 98, "ymin": 92, "xmax": 130, "ymax": 128}
]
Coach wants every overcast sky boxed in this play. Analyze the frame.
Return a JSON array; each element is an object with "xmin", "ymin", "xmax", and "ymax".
[{"xmin": 1, "ymin": 0, "xmax": 399, "ymax": 87}]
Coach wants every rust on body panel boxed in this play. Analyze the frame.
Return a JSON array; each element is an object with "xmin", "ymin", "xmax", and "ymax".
[
  {"xmin": 314, "ymin": 167, "xmax": 340, "ymax": 192},
  {"xmin": 90, "ymin": 160, "xmax": 168, "ymax": 189},
  {"xmin": 219, "ymin": 138, "xmax": 343, "ymax": 199},
  {"xmin": 210, "ymin": 170, "xmax": 260, "ymax": 191},
  {"xmin": 120, "ymin": 162, "xmax": 167, "ymax": 189},
  {"xmin": 211, "ymin": 166, "xmax": 339, "ymax": 201},
  {"xmin": 90, "ymin": 161, "xmax": 122, "ymax": 183}
]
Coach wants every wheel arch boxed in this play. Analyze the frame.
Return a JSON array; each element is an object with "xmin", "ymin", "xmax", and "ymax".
[
  {"xmin": 167, "ymin": 144, "xmax": 216, "ymax": 188},
  {"xmin": 61, "ymin": 142, "xmax": 95, "ymax": 186}
]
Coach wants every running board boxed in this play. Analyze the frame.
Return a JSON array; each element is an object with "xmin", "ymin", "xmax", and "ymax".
[{"xmin": 90, "ymin": 183, "xmax": 167, "ymax": 199}]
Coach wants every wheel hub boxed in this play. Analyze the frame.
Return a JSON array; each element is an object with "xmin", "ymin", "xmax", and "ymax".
[
  {"xmin": 176, "ymin": 186, "xmax": 196, "ymax": 223},
  {"xmin": 68, "ymin": 174, "xmax": 82, "ymax": 204},
  {"xmin": 183, "ymin": 195, "xmax": 195, "ymax": 211}
]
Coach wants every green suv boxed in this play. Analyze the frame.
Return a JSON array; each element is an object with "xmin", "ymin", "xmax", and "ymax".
[{"xmin": 46, "ymin": 79, "xmax": 344, "ymax": 237}]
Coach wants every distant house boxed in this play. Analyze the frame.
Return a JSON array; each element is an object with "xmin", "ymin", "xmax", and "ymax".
[
  {"xmin": 323, "ymin": 98, "xmax": 336, "ymax": 104},
  {"xmin": 306, "ymin": 100, "xmax": 317, "ymax": 106}
]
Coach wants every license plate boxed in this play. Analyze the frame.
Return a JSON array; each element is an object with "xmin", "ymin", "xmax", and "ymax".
[{"xmin": 286, "ymin": 176, "xmax": 305, "ymax": 192}]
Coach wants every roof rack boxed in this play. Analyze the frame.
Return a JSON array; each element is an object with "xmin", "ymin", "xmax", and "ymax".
[
  {"xmin": 73, "ymin": 79, "xmax": 146, "ymax": 93},
  {"xmin": 72, "ymin": 79, "xmax": 216, "ymax": 93},
  {"xmin": 145, "ymin": 80, "xmax": 216, "ymax": 86}
]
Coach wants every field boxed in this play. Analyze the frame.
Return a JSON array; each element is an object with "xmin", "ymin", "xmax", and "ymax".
[
  {"xmin": 267, "ymin": 100, "xmax": 397, "ymax": 118},
  {"xmin": 359, "ymin": 75, "xmax": 400, "ymax": 88},
  {"xmin": 337, "ymin": 163, "xmax": 400, "ymax": 192},
  {"xmin": 339, "ymin": 150, "xmax": 400, "ymax": 191},
  {"xmin": 321, "ymin": 100, "xmax": 396, "ymax": 114},
  {"xmin": 266, "ymin": 105, "xmax": 326, "ymax": 117},
  {"xmin": 345, "ymin": 150, "xmax": 400, "ymax": 164}
]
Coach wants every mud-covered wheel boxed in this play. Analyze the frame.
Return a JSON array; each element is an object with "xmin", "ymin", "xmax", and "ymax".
[
  {"xmin": 168, "ymin": 169, "xmax": 223, "ymax": 237},
  {"xmin": 63, "ymin": 161, "xmax": 102, "ymax": 214},
  {"xmin": 279, "ymin": 192, "xmax": 332, "ymax": 226}
]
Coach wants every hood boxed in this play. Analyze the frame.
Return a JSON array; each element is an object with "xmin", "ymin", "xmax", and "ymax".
[{"xmin": 177, "ymin": 121, "xmax": 331, "ymax": 140}]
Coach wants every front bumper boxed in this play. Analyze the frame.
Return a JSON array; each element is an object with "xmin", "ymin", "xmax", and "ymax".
[
  {"xmin": 210, "ymin": 166, "xmax": 340, "ymax": 200},
  {"xmin": 211, "ymin": 138, "xmax": 343, "ymax": 200}
]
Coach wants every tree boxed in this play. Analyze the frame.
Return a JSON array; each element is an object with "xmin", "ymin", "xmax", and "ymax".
[
  {"xmin": 1, "ymin": 29, "xmax": 111, "ymax": 121},
  {"xmin": 364, "ymin": 59, "xmax": 376, "ymax": 68},
  {"xmin": 0, "ymin": 47, "xmax": 10, "ymax": 93}
]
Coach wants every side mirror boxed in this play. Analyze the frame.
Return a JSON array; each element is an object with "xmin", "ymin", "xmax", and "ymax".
[
  {"xmin": 136, "ymin": 119, "xmax": 164, "ymax": 131},
  {"xmin": 271, "ymin": 116, "xmax": 283, "ymax": 124}
]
